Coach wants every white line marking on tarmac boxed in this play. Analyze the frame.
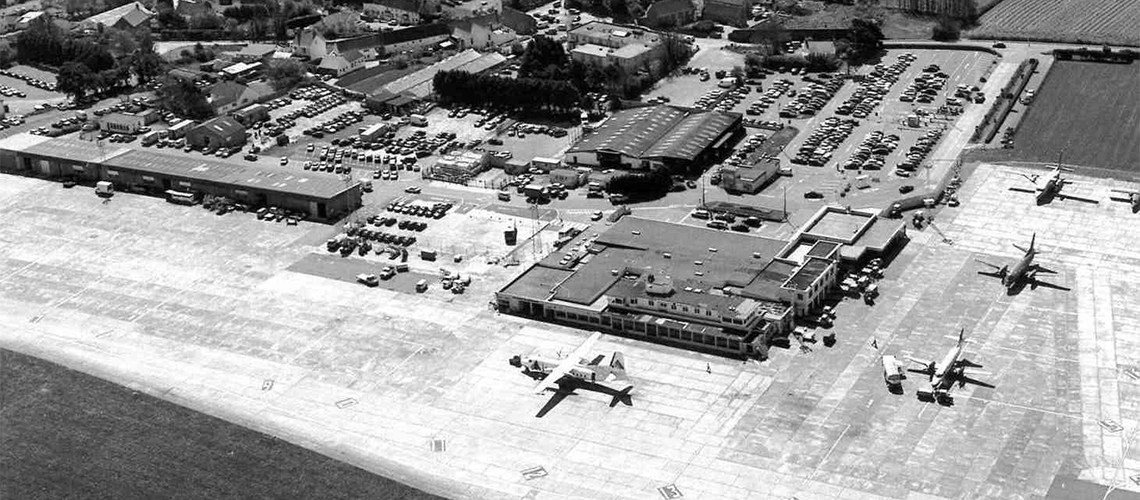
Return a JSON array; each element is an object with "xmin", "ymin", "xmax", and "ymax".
[
  {"xmin": 952, "ymin": 393, "xmax": 1097, "ymax": 424},
  {"xmin": 809, "ymin": 423, "xmax": 850, "ymax": 481}
]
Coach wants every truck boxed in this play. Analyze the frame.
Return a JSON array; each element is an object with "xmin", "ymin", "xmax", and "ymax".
[
  {"xmin": 523, "ymin": 184, "xmax": 547, "ymax": 201},
  {"xmin": 409, "ymin": 114, "xmax": 428, "ymax": 127},
  {"xmin": 95, "ymin": 181, "xmax": 114, "ymax": 197},
  {"xmin": 356, "ymin": 273, "xmax": 379, "ymax": 287},
  {"xmin": 141, "ymin": 130, "xmax": 162, "ymax": 146},
  {"xmin": 881, "ymin": 355, "xmax": 904, "ymax": 390},
  {"xmin": 415, "ymin": 279, "xmax": 428, "ymax": 292}
]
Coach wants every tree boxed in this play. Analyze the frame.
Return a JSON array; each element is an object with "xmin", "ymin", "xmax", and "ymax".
[
  {"xmin": 132, "ymin": 32, "xmax": 165, "ymax": 83},
  {"xmin": 839, "ymin": 18, "xmax": 884, "ymax": 65},
  {"xmin": 157, "ymin": 75, "xmax": 214, "ymax": 120},
  {"xmin": 744, "ymin": 53, "xmax": 764, "ymax": 77},
  {"xmin": 730, "ymin": 65, "xmax": 745, "ymax": 81},
  {"xmin": 932, "ymin": 17, "xmax": 962, "ymax": 41},
  {"xmin": 805, "ymin": 52, "xmax": 840, "ymax": 72},
  {"xmin": 518, "ymin": 36, "xmax": 570, "ymax": 80},
  {"xmin": 58, "ymin": 62, "xmax": 94, "ymax": 99},
  {"xmin": 266, "ymin": 58, "xmax": 306, "ymax": 91}
]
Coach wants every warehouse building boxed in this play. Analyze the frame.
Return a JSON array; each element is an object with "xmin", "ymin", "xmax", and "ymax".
[
  {"xmin": 566, "ymin": 104, "xmax": 742, "ymax": 172},
  {"xmin": 186, "ymin": 116, "xmax": 248, "ymax": 150},
  {"xmin": 496, "ymin": 209, "xmax": 906, "ymax": 358},
  {"xmin": 0, "ymin": 134, "xmax": 361, "ymax": 222}
]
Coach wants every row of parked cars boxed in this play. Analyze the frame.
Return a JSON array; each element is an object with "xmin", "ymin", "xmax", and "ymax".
[
  {"xmin": 0, "ymin": 69, "xmax": 56, "ymax": 92},
  {"xmin": 836, "ymin": 54, "xmax": 913, "ymax": 119},
  {"xmin": 895, "ymin": 128, "xmax": 944, "ymax": 177},
  {"xmin": 387, "ymin": 201, "xmax": 453, "ymax": 219},
  {"xmin": 900, "ymin": 68, "xmax": 950, "ymax": 104},
  {"xmin": 746, "ymin": 79, "xmax": 792, "ymax": 115},
  {"xmin": 779, "ymin": 76, "xmax": 844, "ymax": 118},
  {"xmin": 792, "ymin": 117, "xmax": 860, "ymax": 167},
  {"xmin": 0, "ymin": 84, "xmax": 26, "ymax": 98},
  {"xmin": 298, "ymin": 104, "xmax": 355, "ymax": 137},
  {"xmin": 842, "ymin": 130, "xmax": 899, "ymax": 171}
]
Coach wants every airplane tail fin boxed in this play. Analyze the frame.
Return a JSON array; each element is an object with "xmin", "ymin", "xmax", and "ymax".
[
  {"xmin": 1029, "ymin": 233, "xmax": 1036, "ymax": 252},
  {"xmin": 608, "ymin": 352, "xmax": 628, "ymax": 381},
  {"xmin": 958, "ymin": 328, "xmax": 966, "ymax": 347}
]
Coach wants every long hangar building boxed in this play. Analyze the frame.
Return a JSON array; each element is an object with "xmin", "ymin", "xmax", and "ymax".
[
  {"xmin": 567, "ymin": 104, "xmax": 743, "ymax": 171},
  {"xmin": 0, "ymin": 134, "xmax": 361, "ymax": 222}
]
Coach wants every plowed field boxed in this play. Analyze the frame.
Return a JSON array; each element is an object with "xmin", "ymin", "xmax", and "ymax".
[{"xmin": 971, "ymin": 0, "xmax": 1140, "ymax": 46}]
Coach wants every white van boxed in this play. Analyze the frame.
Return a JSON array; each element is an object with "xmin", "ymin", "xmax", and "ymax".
[
  {"xmin": 95, "ymin": 181, "xmax": 114, "ymax": 197},
  {"xmin": 717, "ymin": 77, "xmax": 735, "ymax": 89},
  {"xmin": 415, "ymin": 279, "xmax": 428, "ymax": 292}
]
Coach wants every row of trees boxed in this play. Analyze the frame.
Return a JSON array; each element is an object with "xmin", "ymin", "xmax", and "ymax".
[
  {"xmin": 15, "ymin": 17, "xmax": 165, "ymax": 100},
  {"xmin": 433, "ymin": 70, "xmax": 581, "ymax": 115},
  {"xmin": 155, "ymin": 0, "xmax": 317, "ymax": 41},
  {"xmin": 745, "ymin": 52, "xmax": 841, "ymax": 74}
]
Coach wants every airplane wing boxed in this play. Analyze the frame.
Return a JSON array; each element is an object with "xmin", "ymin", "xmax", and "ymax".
[
  {"xmin": 532, "ymin": 332, "xmax": 602, "ymax": 394},
  {"xmin": 1032, "ymin": 264, "xmax": 1058, "ymax": 275},
  {"xmin": 1008, "ymin": 187, "xmax": 1040, "ymax": 195},
  {"xmin": 1030, "ymin": 278, "xmax": 1071, "ymax": 292},
  {"xmin": 975, "ymin": 259, "xmax": 1003, "ymax": 270},
  {"xmin": 958, "ymin": 370, "xmax": 995, "ymax": 389},
  {"xmin": 1055, "ymin": 192, "xmax": 1100, "ymax": 204},
  {"xmin": 905, "ymin": 355, "xmax": 934, "ymax": 370}
]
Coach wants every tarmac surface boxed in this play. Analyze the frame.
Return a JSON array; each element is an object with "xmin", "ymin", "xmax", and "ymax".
[{"xmin": 1, "ymin": 158, "xmax": 1138, "ymax": 499}]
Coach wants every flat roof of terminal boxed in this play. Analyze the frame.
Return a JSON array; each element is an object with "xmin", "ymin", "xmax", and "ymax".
[
  {"xmin": 499, "ymin": 265, "xmax": 573, "ymax": 303},
  {"xmin": 804, "ymin": 208, "xmax": 875, "ymax": 242},
  {"xmin": 784, "ymin": 257, "xmax": 831, "ymax": 291},
  {"xmin": 516, "ymin": 217, "xmax": 789, "ymax": 306}
]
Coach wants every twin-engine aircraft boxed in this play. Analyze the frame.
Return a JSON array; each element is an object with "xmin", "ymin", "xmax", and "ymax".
[{"xmin": 510, "ymin": 332, "xmax": 634, "ymax": 417}]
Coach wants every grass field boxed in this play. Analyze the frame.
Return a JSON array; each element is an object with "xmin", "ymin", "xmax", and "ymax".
[
  {"xmin": 970, "ymin": 0, "xmax": 1140, "ymax": 46},
  {"xmin": 0, "ymin": 349, "xmax": 447, "ymax": 500},
  {"xmin": 985, "ymin": 60, "xmax": 1140, "ymax": 173}
]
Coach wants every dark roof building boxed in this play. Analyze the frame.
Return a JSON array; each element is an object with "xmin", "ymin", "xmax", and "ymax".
[
  {"xmin": 642, "ymin": 0, "xmax": 697, "ymax": 28},
  {"xmin": 566, "ymin": 105, "xmax": 742, "ymax": 170},
  {"xmin": 186, "ymin": 116, "xmax": 248, "ymax": 149},
  {"xmin": 702, "ymin": 0, "xmax": 750, "ymax": 28}
]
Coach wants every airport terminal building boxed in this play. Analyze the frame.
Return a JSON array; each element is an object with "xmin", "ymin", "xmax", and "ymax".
[
  {"xmin": 0, "ymin": 134, "xmax": 362, "ymax": 222},
  {"xmin": 496, "ymin": 210, "xmax": 905, "ymax": 358}
]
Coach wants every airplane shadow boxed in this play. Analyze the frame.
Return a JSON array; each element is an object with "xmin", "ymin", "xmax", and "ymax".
[
  {"xmin": 522, "ymin": 371, "xmax": 633, "ymax": 418},
  {"xmin": 1006, "ymin": 277, "xmax": 1071, "ymax": 296}
]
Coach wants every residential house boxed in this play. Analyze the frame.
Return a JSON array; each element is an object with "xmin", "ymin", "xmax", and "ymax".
[
  {"xmin": 642, "ymin": 0, "xmax": 696, "ymax": 29},
  {"xmin": 186, "ymin": 116, "xmax": 248, "ymax": 149},
  {"xmin": 449, "ymin": 7, "xmax": 535, "ymax": 49},
  {"xmin": 234, "ymin": 44, "xmax": 277, "ymax": 63},
  {"xmin": 702, "ymin": 0, "xmax": 750, "ymax": 28},
  {"xmin": 79, "ymin": 2, "xmax": 154, "ymax": 31},
  {"xmin": 363, "ymin": 0, "xmax": 431, "ymax": 25},
  {"xmin": 442, "ymin": 0, "xmax": 500, "ymax": 20},
  {"xmin": 318, "ymin": 49, "xmax": 367, "ymax": 77},
  {"xmin": 174, "ymin": 0, "xmax": 210, "ymax": 18},
  {"xmin": 207, "ymin": 81, "xmax": 260, "ymax": 115},
  {"xmin": 294, "ymin": 24, "xmax": 451, "ymax": 59},
  {"xmin": 15, "ymin": 10, "xmax": 44, "ymax": 30}
]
